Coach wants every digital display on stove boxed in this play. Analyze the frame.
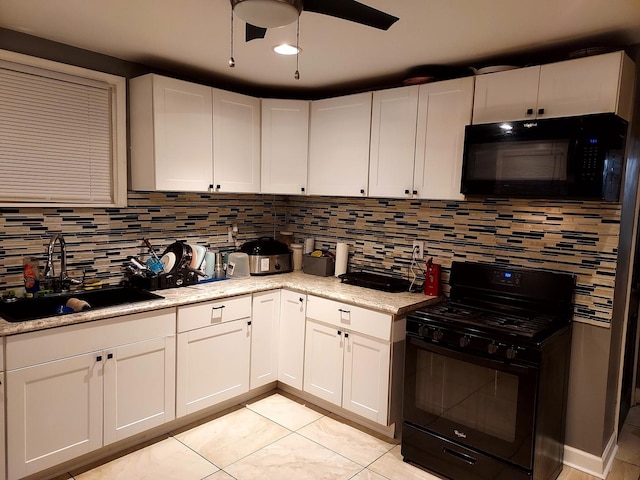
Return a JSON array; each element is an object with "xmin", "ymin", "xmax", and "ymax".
[{"xmin": 491, "ymin": 269, "xmax": 522, "ymax": 286}]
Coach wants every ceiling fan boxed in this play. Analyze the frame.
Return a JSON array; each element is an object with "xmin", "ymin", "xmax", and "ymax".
[{"xmin": 230, "ymin": 0, "xmax": 399, "ymax": 42}]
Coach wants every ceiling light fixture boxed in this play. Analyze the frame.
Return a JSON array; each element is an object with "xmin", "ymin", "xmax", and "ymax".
[
  {"xmin": 274, "ymin": 44, "xmax": 300, "ymax": 55},
  {"xmin": 231, "ymin": 0, "xmax": 302, "ymax": 28}
]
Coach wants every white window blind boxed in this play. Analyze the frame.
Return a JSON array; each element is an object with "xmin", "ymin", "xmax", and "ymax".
[{"xmin": 0, "ymin": 63, "xmax": 115, "ymax": 203}]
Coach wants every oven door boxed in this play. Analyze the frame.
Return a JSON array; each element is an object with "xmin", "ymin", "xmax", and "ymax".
[{"xmin": 403, "ymin": 334, "xmax": 538, "ymax": 470}]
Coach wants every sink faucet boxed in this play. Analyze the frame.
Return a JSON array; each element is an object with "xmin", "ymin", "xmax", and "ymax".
[{"xmin": 43, "ymin": 234, "xmax": 82, "ymax": 292}]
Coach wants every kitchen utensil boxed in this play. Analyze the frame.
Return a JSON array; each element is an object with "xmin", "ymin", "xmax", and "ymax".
[
  {"xmin": 214, "ymin": 253, "xmax": 225, "ymax": 279},
  {"xmin": 226, "ymin": 252, "xmax": 250, "ymax": 278},
  {"xmin": 204, "ymin": 251, "xmax": 216, "ymax": 278},
  {"xmin": 239, "ymin": 237, "xmax": 292, "ymax": 275},
  {"xmin": 161, "ymin": 241, "xmax": 193, "ymax": 274},
  {"xmin": 472, "ymin": 65, "xmax": 518, "ymax": 75},
  {"xmin": 143, "ymin": 238, "xmax": 161, "ymax": 261},
  {"xmin": 160, "ymin": 251, "xmax": 176, "ymax": 272},
  {"xmin": 291, "ymin": 244, "xmax": 303, "ymax": 270}
]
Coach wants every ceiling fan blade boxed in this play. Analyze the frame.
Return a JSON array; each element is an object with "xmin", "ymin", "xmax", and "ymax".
[
  {"xmin": 302, "ymin": 0, "xmax": 398, "ymax": 30},
  {"xmin": 246, "ymin": 23, "xmax": 267, "ymax": 41}
]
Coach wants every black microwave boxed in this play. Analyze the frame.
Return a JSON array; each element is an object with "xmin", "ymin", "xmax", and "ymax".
[{"xmin": 461, "ymin": 113, "xmax": 628, "ymax": 201}]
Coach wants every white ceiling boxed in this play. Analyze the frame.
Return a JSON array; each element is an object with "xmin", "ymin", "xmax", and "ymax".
[{"xmin": 1, "ymin": 0, "xmax": 640, "ymax": 94}]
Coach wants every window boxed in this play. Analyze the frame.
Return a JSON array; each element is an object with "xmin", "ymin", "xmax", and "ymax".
[{"xmin": 0, "ymin": 50, "xmax": 126, "ymax": 206}]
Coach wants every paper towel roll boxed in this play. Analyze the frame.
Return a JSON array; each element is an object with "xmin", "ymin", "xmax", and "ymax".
[
  {"xmin": 335, "ymin": 242, "xmax": 348, "ymax": 277},
  {"xmin": 304, "ymin": 237, "xmax": 315, "ymax": 254}
]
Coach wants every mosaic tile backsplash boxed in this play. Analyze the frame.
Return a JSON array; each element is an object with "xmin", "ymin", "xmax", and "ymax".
[{"xmin": 0, "ymin": 192, "xmax": 621, "ymax": 326}]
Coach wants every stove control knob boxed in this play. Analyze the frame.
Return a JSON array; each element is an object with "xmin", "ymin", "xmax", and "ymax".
[
  {"xmin": 433, "ymin": 329, "xmax": 444, "ymax": 342},
  {"xmin": 506, "ymin": 346, "xmax": 518, "ymax": 359},
  {"xmin": 459, "ymin": 336, "xmax": 470, "ymax": 348},
  {"xmin": 487, "ymin": 342, "xmax": 498, "ymax": 355},
  {"xmin": 418, "ymin": 325, "xmax": 428, "ymax": 337}
]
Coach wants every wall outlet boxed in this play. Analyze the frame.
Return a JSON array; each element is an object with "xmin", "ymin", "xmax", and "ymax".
[{"xmin": 412, "ymin": 240, "xmax": 423, "ymax": 258}]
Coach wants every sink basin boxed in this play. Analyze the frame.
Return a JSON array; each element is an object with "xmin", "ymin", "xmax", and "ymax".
[{"xmin": 0, "ymin": 287, "xmax": 164, "ymax": 323}]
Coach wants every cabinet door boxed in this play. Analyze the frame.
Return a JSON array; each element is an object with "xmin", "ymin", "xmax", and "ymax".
[
  {"xmin": 176, "ymin": 319, "xmax": 250, "ymax": 417},
  {"xmin": 261, "ymin": 99, "xmax": 309, "ymax": 195},
  {"xmin": 536, "ymin": 52, "xmax": 627, "ymax": 119},
  {"xmin": 278, "ymin": 290, "xmax": 306, "ymax": 390},
  {"xmin": 130, "ymin": 74, "xmax": 213, "ymax": 191},
  {"xmin": 369, "ymin": 86, "xmax": 419, "ymax": 198},
  {"xmin": 103, "ymin": 336, "xmax": 176, "ymax": 445},
  {"xmin": 213, "ymin": 89, "xmax": 261, "ymax": 193},
  {"xmin": 472, "ymin": 66, "xmax": 541, "ymax": 124},
  {"xmin": 7, "ymin": 353, "xmax": 103, "ymax": 480},
  {"xmin": 303, "ymin": 320, "xmax": 343, "ymax": 406},
  {"xmin": 342, "ymin": 332, "xmax": 390, "ymax": 424},
  {"xmin": 414, "ymin": 77, "xmax": 474, "ymax": 200},
  {"xmin": 250, "ymin": 291, "xmax": 280, "ymax": 389},
  {"xmin": 308, "ymin": 92, "xmax": 372, "ymax": 197}
]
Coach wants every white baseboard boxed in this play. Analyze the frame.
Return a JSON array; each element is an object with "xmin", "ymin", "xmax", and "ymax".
[{"xmin": 563, "ymin": 432, "xmax": 618, "ymax": 479}]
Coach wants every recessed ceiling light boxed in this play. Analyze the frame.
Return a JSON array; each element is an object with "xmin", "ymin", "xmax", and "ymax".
[{"xmin": 274, "ymin": 44, "xmax": 301, "ymax": 55}]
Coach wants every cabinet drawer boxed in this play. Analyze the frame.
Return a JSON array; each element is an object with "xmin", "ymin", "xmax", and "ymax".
[
  {"xmin": 306, "ymin": 295, "xmax": 392, "ymax": 341},
  {"xmin": 177, "ymin": 294, "xmax": 251, "ymax": 333}
]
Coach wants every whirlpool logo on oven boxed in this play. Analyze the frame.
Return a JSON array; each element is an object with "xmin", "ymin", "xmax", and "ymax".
[{"xmin": 454, "ymin": 429, "xmax": 467, "ymax": 439}]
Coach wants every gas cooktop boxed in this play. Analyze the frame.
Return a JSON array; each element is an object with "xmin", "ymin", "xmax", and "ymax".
[{"xmin": 338, "ymin": 272, "xmax": 411, "ymax": 293}]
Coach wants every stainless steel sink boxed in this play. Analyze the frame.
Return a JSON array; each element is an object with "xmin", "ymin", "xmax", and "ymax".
[{"xmin": 0, "ymin": 287, "xmax": 164, "ymax": 323}]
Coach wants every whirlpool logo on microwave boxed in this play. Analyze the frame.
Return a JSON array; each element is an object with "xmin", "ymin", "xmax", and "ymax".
[
  {"xmin": 523, "ymin": 122, "xmax": 538, "ymax": 128},
  {"xmin": 454, "ymin": 429, "xmax": 467, "ymax": 439}
]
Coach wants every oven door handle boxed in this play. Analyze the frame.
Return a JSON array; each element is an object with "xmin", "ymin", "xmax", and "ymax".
[
  {"xmin": 442, "ymin": 447, "xmax": 477, "ymax": 465},
  {"xmin": 407, "ymin": 335, "xmax": 538, "ymax": 377}
]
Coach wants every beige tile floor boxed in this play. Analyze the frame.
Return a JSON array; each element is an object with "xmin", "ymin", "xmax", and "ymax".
[{"xmin": 56, "ymin": 391, "xmax": 639, "ymax": 480}]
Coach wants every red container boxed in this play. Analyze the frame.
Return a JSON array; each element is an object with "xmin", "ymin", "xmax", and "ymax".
[{"xmin": 424, "ymin": 259, "xmax": 441, "ymax": 296}]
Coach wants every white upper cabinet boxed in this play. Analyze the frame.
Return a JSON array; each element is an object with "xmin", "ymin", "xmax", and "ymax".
[
  {"xmin": 536, "ymin": 52, "xmax": 635, "ymax": 121},
  {"xmin": 414, "ymin": 77, "xmax": 474, "ymax": 201},
  {"xmin": 369, "ymin": 86, "xmax": 419, "ymax": 198},
  {"xmin": 261, "ymin": 99, "xmax": 309, "ymax": 195},
  {"xmin": 308, "ymin": 92, "xmax": 372, "ymax": 197},
  {"xmin": 130, "ymin": 75, "xmax": 261, "ymax": 193},
  {"xmin": 473, "ymin": 51, "xmax": 635, "ymax": 123},
  {"xmin": 130, "ymin": 74, "xmax": 213, "ymax": 191},
  {"xmin": 472, "ymin": 66, "xmax": 540, "ymax": 124},
  {"xmin": 212, "ymin": 89, "xmax": 261, "ymax": 193}
]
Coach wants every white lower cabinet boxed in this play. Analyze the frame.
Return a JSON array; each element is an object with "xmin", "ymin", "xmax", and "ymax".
[
  {"xmin": 250, "ymin": 290, "xmax": 280, "ymax": 389},
  {"xmin": 342, "ymin": 331, "xmax": 390, "ymax": 424},
  {"xmin": 8, "ymin": 353, "xmax": 103, "ymax": 479},
  {"xmin": 303, "ymin": 295, "xmax": 393, "ymax": 425},
  {"xmin": 176, "ymin": 295, "xmax": 253, "ymax": 417},
  {"xmin": 278, "ymin": 290, "xmax": 306, "ymax": 390},
  {"xmin": 304, "ymin": 320, "xmax": 344, "ymax": 406},
  {"xmin": 103, "ymin": 336, "xmax": 176, "ymax": 445},
  {"xmin": 176, "ymin": 319, "xmax": 250, "ymax": 417},
  {"xmin": 5, "ymin": 309, "xmax": 176, "ymax": 480}
]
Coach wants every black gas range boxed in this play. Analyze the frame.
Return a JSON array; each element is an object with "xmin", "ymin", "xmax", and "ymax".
[{"xmin": 402, "ymin": 261, "xmax": 575, "ymax": 480}]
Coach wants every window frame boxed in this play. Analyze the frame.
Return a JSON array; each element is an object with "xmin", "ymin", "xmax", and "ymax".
[{"xmin": 0, "ymin": 49, "xmax": 127, "ymax": 207}]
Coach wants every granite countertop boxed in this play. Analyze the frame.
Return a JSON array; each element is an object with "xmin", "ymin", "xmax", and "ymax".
[{"xmin": 0, "ymin": 271, "xmax": 441, "ymax": 336}]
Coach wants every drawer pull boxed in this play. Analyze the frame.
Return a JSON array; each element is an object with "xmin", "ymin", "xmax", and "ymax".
[
  {"xmin": 344, "ymin": 332, "xmax": 349, "ymax": 339},
  {"xmin": 96, "ymin": 355, "xmax": 103, "ymax": 362},
  {"xmin": 337, "ymin": 330, "xmax": 342, "ymax": 336},
  {"xmin": 107, "ymin": 353, "xmax": 113, "ymax": 360},
  {"xmin": 338, "ymin": 309, "xmax": 350, "ymax": 314},
  {"xmin": 212, "ymin": 305, "xmax": 225, "ymax": 310},
  {"xmin": 299, "ymin": 297, "xmax": 304, "ymax": 303},
  {"xmin": 442, "ymin": 447, "xmax": 476, "ymax": 465}
]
